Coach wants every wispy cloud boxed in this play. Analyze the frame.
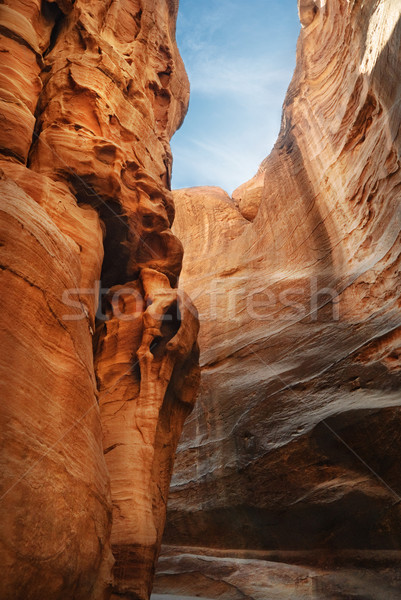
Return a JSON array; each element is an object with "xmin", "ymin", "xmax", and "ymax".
[
  {"xmin": 172, "ymin": 129, "xmax": 278, "ymax": 194},
  {"xmin": 172, "ymin": 0, "xmax": 300, "ymax": 193},
  {"xmin": 189, "ymin": 56, "xmax": 293, "ymax": 104},
  {"xmin": 177, "ymin": 0, "xmax": 239, "ymax": 54}
]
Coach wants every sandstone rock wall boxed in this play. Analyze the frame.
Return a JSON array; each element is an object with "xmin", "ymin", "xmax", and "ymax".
[
  {"xmin": 166, "ymin": 0, "xmax": 401, "ymax": 556},
  {"xmin": 153, "ymin": 548, "xmax": 401, "ymax": 600},
  {"xmin": 0, "ymin": 1, "xmax": 198, "ymax": 599}
]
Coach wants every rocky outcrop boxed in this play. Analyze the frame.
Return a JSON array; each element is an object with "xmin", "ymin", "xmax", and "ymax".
[
  {"xmin": 164, "ymin": 0, "xmax": 401, "ymax": 564},
  {"xmin": 0, "ymin": 1, "xmax": 198, "ymax": 599}
]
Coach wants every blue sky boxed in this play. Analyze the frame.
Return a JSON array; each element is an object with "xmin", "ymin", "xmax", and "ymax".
[{"xmin": 171, "ymin": 0, "xmax": 301, "ymax": 194}]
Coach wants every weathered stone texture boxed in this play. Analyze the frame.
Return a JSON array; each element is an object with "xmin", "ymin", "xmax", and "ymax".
[
  {"xmin": 165, "ymin": 0, "xmax": 401, "ymax": 560},
  {"xmin": 0, "ymin": 1, "xmax": 198, "ymax": 599}
]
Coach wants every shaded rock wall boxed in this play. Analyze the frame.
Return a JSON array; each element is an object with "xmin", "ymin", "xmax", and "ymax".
[
  {"xmin": 166, "ymin": 0, "xmax": 401, "ymax": 555},
  {"xmin": 0, "ymin": 1, "xmax": 198, "ymax": 599},
  {"xmin": 153, "ymin": 548, "xmax": 401, "ymax": 600}
]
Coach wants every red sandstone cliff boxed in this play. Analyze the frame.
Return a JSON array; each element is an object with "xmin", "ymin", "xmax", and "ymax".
[
  {"xmin": 0, "ymin": 1, "xmax": 199, "ymax": 599},
  {"xmin": 160, "ymin": 0, "xmax": 401, "ymax": 594},
  {"xmin": 1, "ymin": 0, "xmax": 401, "ymax": 598}
]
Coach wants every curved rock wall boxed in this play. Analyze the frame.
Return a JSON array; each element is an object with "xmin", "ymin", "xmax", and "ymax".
[
  {"xmin": 166, "ymin": 0, "xmax": 401, "ymax": 555},
  {"xmin": 0, "ymin": 1, "xmax": 198, "ymax": 599}
]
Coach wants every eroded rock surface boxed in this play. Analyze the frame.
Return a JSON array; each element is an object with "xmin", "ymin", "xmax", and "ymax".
[
  {"xmin": 0, "ymin": 1, "xmax": 198, "ymax": 599},
  {"xmin": 165, "ymin": 0, "xmax": 401, "ymax": 561},
  {"xmin": 153, "ymin": 549, "xmax": 401, "ymax": 600}
]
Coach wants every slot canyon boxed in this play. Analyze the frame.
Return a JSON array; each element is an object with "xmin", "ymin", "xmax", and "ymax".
[{"xmin": 0, "ymin": 1, "xmax": 400, "ymax": 599}]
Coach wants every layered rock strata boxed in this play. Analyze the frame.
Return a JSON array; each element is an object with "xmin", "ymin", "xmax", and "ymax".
[
  {"xmin": 165, "ymin": 0, "xmax": 401, "ymax": 560},
  {"xmin": 153, "ymin": 548, "xmax": 401, "ymax": 600},
  {"xmin": 0, "ymin": 1, "xmax": 198, "ymax": 599}
]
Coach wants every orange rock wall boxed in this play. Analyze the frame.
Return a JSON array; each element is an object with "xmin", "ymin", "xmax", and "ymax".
[
  {"xmin": 166, "ymin": 0, "xmax": 401, "ymax": 554},
  {"xmin": 0, "ymin": 1, "xmax": 198, "ymax": 599}
]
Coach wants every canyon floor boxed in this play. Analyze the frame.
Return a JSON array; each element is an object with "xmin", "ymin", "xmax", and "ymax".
[{"xmin": 152, "ymin": 548, "xmax": 401, "ymax": 599}]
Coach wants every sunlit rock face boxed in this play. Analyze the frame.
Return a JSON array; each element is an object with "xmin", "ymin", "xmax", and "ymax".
[
  {"xmin": 165, "ymin": 0, "xmax": 401, "ymax": 562},
  {"xmin": 0, "ymin": 1, "xmax": 198, "ymax": 599}
]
